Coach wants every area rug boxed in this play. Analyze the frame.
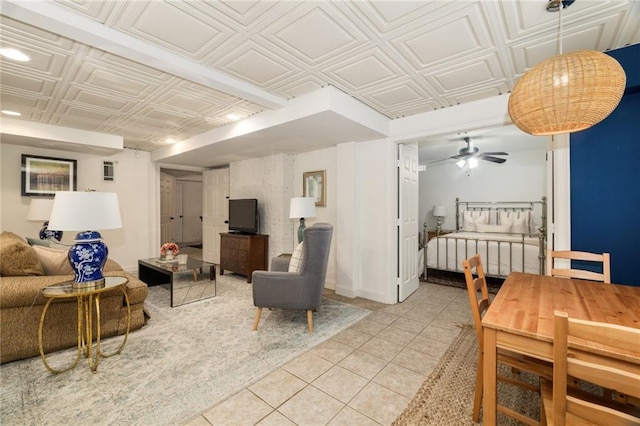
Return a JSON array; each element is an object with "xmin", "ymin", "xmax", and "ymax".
[
  {"xmin": 393, "ymin": 325, "xmax": 540, "ymax": 425},
  {"xmin": 424, "ymin": 269, "xmax": 503, "ymax": 294},
  {"xmin": 0, "ymin": 274, "xmax": 370, "ymax": 425}
]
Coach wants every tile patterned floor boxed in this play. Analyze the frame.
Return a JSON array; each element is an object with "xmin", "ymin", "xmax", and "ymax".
[{"xmin": 183, "ymin": 282, "xmax": 472, "ymax": 425}]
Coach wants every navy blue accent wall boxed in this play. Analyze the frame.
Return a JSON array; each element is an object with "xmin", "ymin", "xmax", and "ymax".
[{"xmin": 570, "ymin": 44, "xmax": 640, "ymax": 286}]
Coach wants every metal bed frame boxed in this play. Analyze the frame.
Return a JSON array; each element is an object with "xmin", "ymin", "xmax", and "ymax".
[{"xmin": 424, "ymin": 197, "xmax": 547, "ymax": 278}]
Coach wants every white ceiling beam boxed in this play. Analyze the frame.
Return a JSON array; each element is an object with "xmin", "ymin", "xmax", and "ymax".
[{"xmin": 1, "ymin": 0, "xmax": 288, "ymax": 109}]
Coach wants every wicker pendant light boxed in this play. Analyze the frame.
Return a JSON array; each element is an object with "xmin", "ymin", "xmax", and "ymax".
[{"xmin": 508, "ymin": 1, "xmax": 626, "ymax": 136}]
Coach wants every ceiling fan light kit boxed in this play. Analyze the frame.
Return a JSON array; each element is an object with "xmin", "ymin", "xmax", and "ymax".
[
  {"xmin": 450, "ymin": 137, "xmax": 508, "ymax": 169},
  {"xmin": 508, "ymin": 0, "xmax": 626, "ymax": 136}
]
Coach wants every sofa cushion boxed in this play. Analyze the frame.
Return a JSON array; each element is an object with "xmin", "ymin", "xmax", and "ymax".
[
  {"xmin": 103, "ymin": 258, "xmax": 123, "ymax": 272},
  {"xmin": 0, "ymin": 232, "xmax": 44, "ymax": 277}
]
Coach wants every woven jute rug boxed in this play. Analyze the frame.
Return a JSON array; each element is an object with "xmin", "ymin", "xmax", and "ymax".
[{"xmin": 393, "ymin": 324, "xmax": 540, "ymax": 426}]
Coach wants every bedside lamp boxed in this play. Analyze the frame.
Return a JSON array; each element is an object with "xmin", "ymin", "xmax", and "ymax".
[
  {"xmin": 432, "ymin": 205, "xmax": 447, "ymax": 233},
  {"xmin": 289, "ymin": 197, "xmax": 316, "ymax": 243},
  {"xmin": 47, "ymin": 191, "xmax": 122, "ymax": 289},
  {"xmin": 27, "ymin": 198, "xmax": 63, "ymax": 241}
]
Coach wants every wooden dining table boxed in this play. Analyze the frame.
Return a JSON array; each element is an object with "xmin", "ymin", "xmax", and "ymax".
[{"xmin": 481, "ymin": 272, "xmax": 640, "ymax": 425}]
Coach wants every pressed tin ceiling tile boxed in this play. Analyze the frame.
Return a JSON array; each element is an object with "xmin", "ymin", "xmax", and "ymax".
[{"xmin": 0, "ymin": 0, "xmax": 637, "ymax": 153}]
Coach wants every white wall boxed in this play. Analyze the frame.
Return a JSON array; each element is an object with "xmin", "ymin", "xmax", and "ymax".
[
  {"xmin": 334, "ymin": 139, "xmax": 397, "ymax": 304},
  {"xmin": 0, "ymin": 143, "xmax": 158, "ymax": 272},
  {"xmin": 229, "ymin": 148, "xmax": 339, "ymax": 289},
  {"xmin": 230, "ymin": 153, "xmax": 295, "ymax": 263},
  {"xmin": 353, "ymin": 139, "xmax": 396, "ymax": 303},
  {"xmin": 294, "ymin": 147, "xmax": 337, "ymax": 289},
  {"xmin": 419, "ymin": 148, "xmax": 547, "ymax": 231}
]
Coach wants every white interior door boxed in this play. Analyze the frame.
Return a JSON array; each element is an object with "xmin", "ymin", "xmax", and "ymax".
[
  {"xmin": 398, "ymin": 143, "xmax": 419, "ymax": 302},
  {"xmin": 184, "ymin": 181, "xmax": 203, "ymax": 243},
  {"xmin": 160, "ymin": 172, "xmax": 175, "ymax": 244},
  {"xmin": 173, "ymin": 182, "xmax": 184, "ymax": 243},
  {"xmin": 203, "ymin": 168, "xmax": 229, "ymax": 264}
]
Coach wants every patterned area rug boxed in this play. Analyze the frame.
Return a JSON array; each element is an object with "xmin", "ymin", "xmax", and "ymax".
[
  {"xmin": 1, "ymin": 275, "xmax": 370, "ymax": 425},
  {"xmin": 393, "ymin": 325, "xmax": 540, "ymax": 425}
]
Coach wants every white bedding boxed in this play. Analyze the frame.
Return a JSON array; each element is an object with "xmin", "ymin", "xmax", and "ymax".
[{"xmin": 425, "ymin": 231, "xmax": 542, "ymax": 277}]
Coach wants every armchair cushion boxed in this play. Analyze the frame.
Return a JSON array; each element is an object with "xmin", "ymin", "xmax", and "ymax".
[
  {"xmin": 270, "ymin": 255, "xmax": 291, "ymax": 272},
  {"xmin": 288, "ymin": 242, "xmax": 304, "ymax": 272}
]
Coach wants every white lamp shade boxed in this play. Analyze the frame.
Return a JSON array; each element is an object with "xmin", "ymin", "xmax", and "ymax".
[
  {"xmin": 289, "ymin": 197, "xmax": 316, "ymax": 219},
  {"xmin": 433, "ymin": 205, "xmax": 447, "ymax": 217},
  {"xmin": 48, "ymin": 191, "xmax": 123, "ymax": 231},
  {"xmin": 27, "ymin": 199, "xmax": 54, "ymax": 221}
]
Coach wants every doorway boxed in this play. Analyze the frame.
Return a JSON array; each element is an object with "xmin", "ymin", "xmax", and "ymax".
[{"xmin": 160, "ymin": 169, "xmax": 203, "ymax": 247}]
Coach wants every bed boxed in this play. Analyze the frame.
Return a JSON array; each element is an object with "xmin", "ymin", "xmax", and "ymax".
[{"xmin": 425, "ymin": 197, "xmax": 547, "ymax": 278}]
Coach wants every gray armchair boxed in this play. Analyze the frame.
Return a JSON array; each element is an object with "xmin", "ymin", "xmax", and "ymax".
[{"xmin": 252, "ymin": 223, "xmax": 333, "ymax": 333}]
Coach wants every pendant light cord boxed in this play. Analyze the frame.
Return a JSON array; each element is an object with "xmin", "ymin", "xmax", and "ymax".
[{"xmin": 557, "ymin": 1, "xmax": 563, "ymax": 55}]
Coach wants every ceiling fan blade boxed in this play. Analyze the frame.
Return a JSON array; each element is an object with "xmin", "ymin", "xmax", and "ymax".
[
  {"xmin": 481, "ymin": 151, "xmax": 508, "ymax": 156},
  {"xmin": 427, "ymin": 157, "xmax": 451, "ymax": 165},
  {"xmin": 450, "ymin": 153, "xmax": 470, "ymax": 160},
  {"xmin": 479, "ymin": 155, "xmax": 507, "ymax": 164}
]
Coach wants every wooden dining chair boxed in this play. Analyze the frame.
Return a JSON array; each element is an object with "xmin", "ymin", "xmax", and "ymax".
[
  {"xmin": 463, "ymin": 254, "xmax": 552, "ymax": 426},
  {"xmin": 547, "ymin": 250, "xmax": 611, "ymax": 283},
  {"xmin": 540, "ymin": 311, "xmax": 640, "ymax": 426}
]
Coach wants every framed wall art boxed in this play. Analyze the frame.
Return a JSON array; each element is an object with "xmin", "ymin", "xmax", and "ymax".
[
  {"xmin": 21, "ymin": 154, "xmax": 77, "ymax": 196},
  {"xmin": 303, "ymin": 170, "xmax": 326, "ymax": 207}
]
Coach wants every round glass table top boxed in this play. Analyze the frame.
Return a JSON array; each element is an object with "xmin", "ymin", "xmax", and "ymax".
[{"xmin": 42, "ymin": 276, "xmax": 128, "ymax": 298}]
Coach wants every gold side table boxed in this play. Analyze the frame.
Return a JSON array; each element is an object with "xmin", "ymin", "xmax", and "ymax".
[{"xmin": 38, "ymin": 276, "xmax": 131, "ymax": 374}]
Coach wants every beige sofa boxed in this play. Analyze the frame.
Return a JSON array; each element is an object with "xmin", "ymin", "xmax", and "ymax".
[{"xmin": 0, "ymin": 231, "xmax": 148, "ymax": 364}]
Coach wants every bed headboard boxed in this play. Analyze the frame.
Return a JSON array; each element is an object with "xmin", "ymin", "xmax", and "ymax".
[{"xmin": 455, "ymin": 197, "xmax": 547, "ymax": 238}]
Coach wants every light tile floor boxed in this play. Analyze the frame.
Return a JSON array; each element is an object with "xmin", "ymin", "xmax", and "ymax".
[{"xmin": 184, "ymin": 281, "xmax": 473, "ymax": 426}]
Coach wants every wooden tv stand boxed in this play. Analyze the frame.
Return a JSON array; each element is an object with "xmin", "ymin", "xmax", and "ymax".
[{"xmin": 219, "ymin": 233, "xmax": 268, "ymax": 283}]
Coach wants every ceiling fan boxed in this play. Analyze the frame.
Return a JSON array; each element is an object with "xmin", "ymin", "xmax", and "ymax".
[{"xmin": 449, "ymin": 137, "xmax": 508, "ymax": 168}]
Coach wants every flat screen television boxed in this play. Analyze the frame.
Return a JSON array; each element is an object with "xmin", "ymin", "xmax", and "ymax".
[{"xmin": 228, "ymin": 198, "xmax": 258, "ymax": 234}]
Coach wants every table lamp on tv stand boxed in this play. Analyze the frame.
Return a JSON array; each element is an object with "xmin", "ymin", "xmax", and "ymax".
[
  {"xmin": 289, "ymin": 197, "xmax": 316, "ymax": 244},
  {"xmin": 47, "ymin": 191, "xmax": 123, "ymax": 289}
]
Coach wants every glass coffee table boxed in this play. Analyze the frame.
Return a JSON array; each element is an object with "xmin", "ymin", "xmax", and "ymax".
[{"xmin": 138, "ymin": 258, "xmax": 216, "ymax": 307}]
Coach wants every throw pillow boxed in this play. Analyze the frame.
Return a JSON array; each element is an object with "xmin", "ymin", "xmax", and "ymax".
[
  {"xmin": 475, "ymin": 222, "xmax": 512, "ymax": 233},
  {"xmin": 26, "ymin": 237, "xmax": 51, "ymax": 247},
  {"xmin": 499, "ymin": 211, "xmax": 532, "ymax": 234},
  {"xmin": 288, "ymin": 242, "xmax": 305, "ymax": 273},
  {"xmin": 32, "ymin": 245, "xmax": 73, "ymax": 276},
  {"xmin": 0, "ymin": 231, "xmax": 44, "ymax": 276},
  {"xmin": 462, "ymin": 210, "xmax": 489, "ymax": 231}
]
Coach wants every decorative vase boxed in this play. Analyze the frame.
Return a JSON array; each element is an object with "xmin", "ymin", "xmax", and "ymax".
[
  {"xmin": 165, "ymin": 250, "xmax": 174, "ymax": 260},
  {"xmin": 68, "ymin": 231, "xmax": 107, "ymax": 288}
]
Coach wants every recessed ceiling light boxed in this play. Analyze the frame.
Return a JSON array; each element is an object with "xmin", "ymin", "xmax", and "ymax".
[
  {"xmin": 0, "ymin": 48, "xmax": 30, "ymax": 62},
  {"xmin": 226, "ymin": 113, "xmax": 241, "ymax": 121},
  {"xmin": 164, "ymin": 138, "xmax": 178, "ymax": 144},
  {"xmin": 1, "ymin": 110, "xmax": 22, "ymax": 116}
]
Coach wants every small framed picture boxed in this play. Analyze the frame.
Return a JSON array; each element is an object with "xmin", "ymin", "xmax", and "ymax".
[
  {"xmin": 21, "ymin": 154, "xmax": 77, "ymax": 196},
  {"xmin": 303, "ymin": 170, "xmax": 326, "ymax": 207}
]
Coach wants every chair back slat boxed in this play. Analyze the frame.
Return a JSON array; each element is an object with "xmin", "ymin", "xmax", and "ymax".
[
  {"xmin": 547, "ymin": 250, "xmax": 611, "ymax": 283},
  {"xmin": 549, "ymin": 310, "xmax": 640, "ymax": 426},
  {"xmin": 463, "ymin": 254, "xmax": 490, "ymax": 346}
]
